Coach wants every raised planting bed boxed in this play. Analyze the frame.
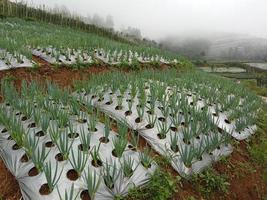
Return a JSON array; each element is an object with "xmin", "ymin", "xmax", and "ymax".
[
  {"xmin": 0, "ymin": 81, "xmax": 156, "ymax": 200},
  {"xmin": 73, "ymin": 71, "xmax": 262, "ymax": 176},
  {"xmin": 0, "ymin": 49, "xmax": 33, "ymax": 71}
]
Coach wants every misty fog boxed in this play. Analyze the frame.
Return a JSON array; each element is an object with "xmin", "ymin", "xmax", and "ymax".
[{"xmin": 14, "ymin": 0, "xmax": 267, "ymax": 60}]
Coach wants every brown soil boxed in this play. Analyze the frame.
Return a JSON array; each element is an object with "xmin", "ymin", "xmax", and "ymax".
[
  {"xmin": 55, "ymin": 153, "xmax": 64, "ymax": 162},
  {"xmin": 0, "ymin": 160, "xmax": 21, "ymax": 200},
  {"xmin": 20, "ymin": 154, "xmax": 29, "ymax": 163},
  {"xmin": 39, "ymin": 183, "xmax": 51, "ymax": 195},
  {"xmin": 99, "ymin": 137, "xmax": 109, "ymax": 143},
  {"xmin": 80, "ymin": 190, "xmax": 91, "ymax": 200},
  {"xmin": 28, "ymin": 167, "xmax": 39, "ymax": 177},
  {"xmin": 45, "ymin": 141, "xmax": 55, "ymax": 148},
  {"xmin": 66, "ymin": 169, "xmax": 79, "ymax": 181},
  {"xmin": 91, "ymin": 159, "xmax": 103, "ymax": 167},
  {"xmin": 35, "ymin": 130, "xmax": 45, "ymax": 137},
  {"xmin": 78, "ymin": 144, "xmax": 90, "ymax": 152},
  {"xmin": 173, "ymin": 141, "xmax": 267, "ymax": 200}
]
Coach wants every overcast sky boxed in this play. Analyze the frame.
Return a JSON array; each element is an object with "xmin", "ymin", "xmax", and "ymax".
[{"xmin": 20, "ymin": 0, "xmax": 267, "ymax": 40}]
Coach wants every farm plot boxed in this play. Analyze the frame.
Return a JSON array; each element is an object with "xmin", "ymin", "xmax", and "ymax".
[
  {"xmin": 0, "ymin": 18, "xmax": 190, "ymax": 70},
  {"xmin": 73, "ymin": 70, "xmax": 262, "ymax": 176},
  {"xmin": 0, "ymin": 81, "xmax": 156, "ymax": 200},
  {"xmin": 0, "ymin": 49, "xmax": 33, "ymax": 70},
  {"xmin": 32, "ymin": 47, "xmax": 176, "ymax": 67}
]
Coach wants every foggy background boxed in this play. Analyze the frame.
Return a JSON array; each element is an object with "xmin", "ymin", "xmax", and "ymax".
[{"xmin": 15, "ymin": 0, "xmax": 267, "ymax": 61}]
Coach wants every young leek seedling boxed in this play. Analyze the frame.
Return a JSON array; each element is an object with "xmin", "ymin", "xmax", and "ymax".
[
  {"xmin": 43, "ymin": 161, "xmax": 63, "ymax": 193},
  {"xmin": 83, "ymin": 169, "xmax": 101, "ymax": 200}
]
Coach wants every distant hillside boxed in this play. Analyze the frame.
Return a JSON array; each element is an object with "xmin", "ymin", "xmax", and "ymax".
[{"xmin": 160, "ymin": 33, "xmax": 267, "ymax": 62}]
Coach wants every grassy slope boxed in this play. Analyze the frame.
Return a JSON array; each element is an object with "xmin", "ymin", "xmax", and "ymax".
[{"xmin": 0, "ymin": 17, "xmax": 190, "ymax": 65}]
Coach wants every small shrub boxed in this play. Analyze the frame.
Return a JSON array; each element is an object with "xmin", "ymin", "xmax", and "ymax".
[
  {"xmin": 126, "ymin": 168, "xmax": 179, "ymax": 200},
  {"xmin": 191, "ymin": 169, "xmax": 229, "ymax": 197}
]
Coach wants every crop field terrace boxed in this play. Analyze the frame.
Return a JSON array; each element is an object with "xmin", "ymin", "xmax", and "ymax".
[{"xmin": 0, "ymin": 1, "xmax": 266, "ymax": 200}]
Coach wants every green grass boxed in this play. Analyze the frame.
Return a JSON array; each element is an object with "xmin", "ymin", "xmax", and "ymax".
[
  {"xmin": 241, "ymin": 80, "xmax": 267, "ymax": 96},
  {"xmin": 125, "ymin": 168, "xmax": 179, "ymax": 200},
  {"xmin": 190, "ymin": 169, "xmax": 230, "ymax": 198},
  {"xmin": 248, "ymin": 106, "xmax": 267, "ymax": 183}
]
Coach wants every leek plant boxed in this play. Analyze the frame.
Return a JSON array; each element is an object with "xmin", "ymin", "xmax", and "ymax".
[
  {"xmin": 69, "ymin": 149, "xmax": 88, "ymax": 177},
  {"xmin": 56, "ymin": 130, "xmax": 74, "ymax": 160},
  {"xmin": 88, "ymin": 114, "xmax": 97, "ymax": 132},
  {"xmin": 117, "ymin": 121, "xmax": 128, "ymax": 139},
  {"xmin": 49, "ymin": 124, "xmax": 60, "ymax": 143},
  {"xmin": 170, "ymin": 133, "xmax": 179, "ymax": 152},
  {"xmin": 136, "ymin": 105, "xmax": 145, "ymax": 123},
  {"xmin": 57, "ymin": 184, "xmax": 79, "ymax": 200},
  {"xmin": 103, "ymin": 116, "xmax": 110, "ymax": 143},
  {"xmin": 120, "ymin": 156, "xmax": 137, "ymax": 177},
  {"xmin": 83, "ymin": 169, "xmax": 101, "ymax": 200},
  {"xmin": 79, "ymin": 126, "xmax": 91, "ymax": 152},
  {"xmin": 112, "ymin": 137, "xmax": 127, "ymax": 158},
  {"xmin": 130, "ymin": 130, "xmax": 139, "ymax": 150},
  {"xmin": 157, "ymin": 121, "xmax": 170, "ymax": 139},
  {"xmin": 102, "ymin": 161, "xmax": 119, "ymax": 189},
  {"xmin": 179, "ymin": 144, "xmax": 195, "ymax": 168},
  {"xmin": 43, "ymin": 161, "xmax": 63, "ymax": 193},
  {"xmin": 90, "ymin": 143, "xmax": 102, "ymax": 167},
  {"xmin": 139, "ymin": 147, "xmax": 153, "ymax": 169},
  {"xmin": 24, "ymin": 133, "xmax": 39, "ymax": 159},
  {"xmin": 32, "ymin": 144, "xmax": 50, "ymax": 172},
  {"xmin": 40, "ymin": 113, "xmax": 50, "ymax": 133}
]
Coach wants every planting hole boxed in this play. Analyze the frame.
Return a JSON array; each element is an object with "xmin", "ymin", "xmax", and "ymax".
[
  {"xmin": 20, "ymin": 154, "xmax": 29, "ymax": 163},
  {"xmin": 78, "ymin": 119, "xmax": 87, "ymax": 124},
  {"xmin": 224, "ymin": 119, "xmax": 231, "ymax": 124},
  {"xmin": 158, "ymin": 117, "xmax": 166, "ymax": 122},
  {"xmin": 55, "ymin": 153, "xmax": 64, "ymax": 161},
  {"xmin": 183, "ymin": 138, "xmax": 191, "ymax": 145},
  {"xmin": 112, "ymin": 149, "xmax": 119, "ymax": 157},
  {"xmin": 157, "ymin": 133, "xmax": 166, "ymax": 139},
  {"xmin": 145, "ymin": 124, "xmax": 154, "ymax": 129},
  {"xmin": 67, "ymin": 169, "xmax": 79, "ymax": 181},
  {"xmin": 88, "ymin": 127, "xmax": 98, "ymax": 132},
  {"xmin": 171, "ymin": 145, "xmax": 179, "ymax": 153},
  {"xmin": 91, "ymin": 159, "xmax": 102, "ymax": 167},
  {"xmin": 35, "ymin": 131, "xmax": 45, "ymax": 137},
  {"xmin": 28, "ymin": 167, "xmax": 39, "ymax": 177},
  {"xmin": 135, "ymin": 117, "xmax": 142, "ymax": 123},
  {"xmin": 141, "ymin": 161, "xmax": 151, "ymax": 169},
  {"xmin": 170, "ymin": 127, "xmax": 178, "ymax": 132},
  {"xmin": 78, "ymin": 144, "xmax": 90, "ymax": 151},
  {"xmin": 45, "ymin": 141, "xmax": 55, "ymax": 148},
  {"xmin": 125, "ymin": 110, "xmax": 132, "ymax": 116},
  {"xmin": 105, "ymin": 101, "xmax": 112, "ymax": 105},
  {"xmin": 115, "ymin": 105, "xmax": 123, "ymax": 110},
  {"xmin": 21, "ymin": 116, "xmax": 28, "ymax": 121},
  {"xmin": 146, "ymin": 110, "xmax": 153, "ymax": 115},
  {"xmin": 99, "ymin": 137, "xmax": 109, "ymax": 143},
  {"xmin": 128, "ymin": 144, "xmax": 137, "ymax": 151},
  {"xmin": 80, "ymin": 190, "xmax": 90, "ymax": 200},
  {"xmin": 158, "ymin": 106, "xmax": 164, "ymax": 110},
  {"xmin": 218, "ymin": 127, "xmax": 223, "ymax": 133},
  {"xmin": 68, "ymin": 132, "xmax": 79, "ymax": 139},
  {"xmin": 39, "ymin": 183, "xmax": 51, "ymax": 195},
  {"xmin": 1, "ymin": 128, "xmax": 7, "ymax": 133},
  {"xmin": 12, "ymin": 143, "xmax": 21, "ymax": 150}
]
